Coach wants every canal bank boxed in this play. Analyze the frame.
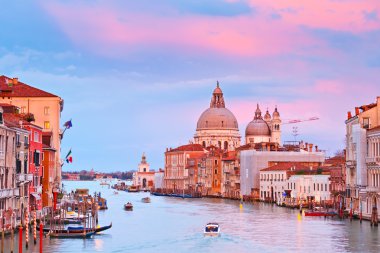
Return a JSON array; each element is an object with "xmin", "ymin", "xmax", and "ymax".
[{"xmin": 2, "ymin": 180, "xmax": 379, "ymax": 253}]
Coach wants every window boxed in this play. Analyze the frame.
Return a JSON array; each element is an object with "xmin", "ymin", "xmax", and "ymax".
[
  {"xmin": 44, "ymin": 106, "xmax": 49, "ymax": 115},
  {"xmin": 44, "ymin": 121, "xmax": 50, "ymax": 129},
  {"xmin": 214, "ymin": 169, "xmax": 217, "ymax": 174},
  {"xmin": 363, "ymin": 118, "xmax": 370, "ymax": 129}
]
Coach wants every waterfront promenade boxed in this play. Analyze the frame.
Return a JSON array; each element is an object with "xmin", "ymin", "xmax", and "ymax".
[{"xmin": 2, "ymin": 180, "xmax": 379, "ymax": 253}]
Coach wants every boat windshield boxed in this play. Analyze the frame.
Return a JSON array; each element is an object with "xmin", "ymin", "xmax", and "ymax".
[{"xmin": 205, "ymin": 226, "xmax": 218, "ymax": 232}]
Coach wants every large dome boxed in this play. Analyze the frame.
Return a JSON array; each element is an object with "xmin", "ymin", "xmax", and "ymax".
[
  {"xmin": 197, "ymin": 108, "xmax": 239, "ymax": 130},
  {"xmin": 245, "ymin": 119, "xmax": 271, "ymax": 136}
]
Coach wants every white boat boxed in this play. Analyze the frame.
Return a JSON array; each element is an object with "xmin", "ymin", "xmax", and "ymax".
[{"xmin": 204, "ymin": 223, "xmax": 220, "ymax": 237}]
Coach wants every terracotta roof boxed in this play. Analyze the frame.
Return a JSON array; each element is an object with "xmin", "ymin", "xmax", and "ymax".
[
  {"xmin": 168, "ymin": 144, "xmax": 204, "ymax": 152},
  {"xmin": 3, "ymin": 113, "xmax": 27, "ymax": 128},
  {"xmin": 3, "ymin": 112, "xmax": 42, "ymax": 130},
  {"xmin": 324, "ymin": 156, "xmax": 345, "ymax": 166},
  {"xmin": 0, "ymin": 75, "xmax": 58, "ymax": 97},
  {"xmin": 260, "ymin": 162, "xmax": 309, "ymax": 172}
]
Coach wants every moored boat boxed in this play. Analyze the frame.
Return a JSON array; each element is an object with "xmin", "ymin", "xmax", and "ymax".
[
  {"xmin": 48, "ymin": 231, "xmax": 96, "ymax": 239},
  {"xmin": 141, "ymin": 197, "xmax": 151, "ymax": 203},
  {"xmin": 204, "ymin": 223, "xmax": 220, "ymax": 237},
  {"xmin": 124, "ymin": 202, "xmax": 133, "ymax": 211},
  {"xmin": 38, "ymin": 223, "xmax": 112, "ymax": 234},
  {"xmin": 304, "ymin": 211, "xmax": 337, "ymax": 217}
]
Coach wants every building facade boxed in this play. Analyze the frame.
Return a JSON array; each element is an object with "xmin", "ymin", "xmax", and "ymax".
[
  {"xmin": 132, "ymin": 153, "xmax": 155, "ymax": 190},
  {"xmin": 164, "ymin": 144, "xmax": 205, "ymax": 192},
  {"xmin": 0, "ymin": 107, "xmax": 18, "ymax": 226},
  {"xmin": 0, "ymin": 75, "xmax": 63, "ymax": 193},
  {"xmin": 346, "ymin": 96, "xmax": 380, "ymax": 220}
]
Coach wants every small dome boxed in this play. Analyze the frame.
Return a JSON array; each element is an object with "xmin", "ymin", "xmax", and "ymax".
[
  {"xmin": 264, "ymin": 110, "xmax": 271, "ymax": 121},
  {"xmin": 245, "ymin": 119, "xmax": 271, "ymax": 136},
  {"xmin": 197, "ymin": 108, "xmax": 238, "ymax": 130},
  {"xmin": 273, "ymin": 106, "xmax": 280, "ymax": 118}
]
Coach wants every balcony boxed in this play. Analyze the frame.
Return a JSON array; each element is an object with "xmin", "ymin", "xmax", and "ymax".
[
  {"xmin": 366, "ymin": 157, "xmax": 380, "ymax": 166},
  {"xmin": 16, "ymin": 174, "xmax": 33, "ymax": 182},
  {"xmin": 16, "ymin": 142, "xmax": 21, "ymax": 148},
  {"xmin": 0, "ymin": 188, "xmax": 19, "ymax": 198},
  {"xmin": 24, "ymin": 142, "xmax": 29, "ymax": 148},
  {"xmin": 346, "ymin": 160, "xmax": 357, "ymax": 167},
  {"xmin": 36, "ymin": 185, "xmax": 42, "ymax": 194}
]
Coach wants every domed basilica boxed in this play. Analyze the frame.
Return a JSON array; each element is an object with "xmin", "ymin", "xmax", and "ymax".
[{"xmin": 194, "ymin": 82, "xmax": 282, "ymax": 151}]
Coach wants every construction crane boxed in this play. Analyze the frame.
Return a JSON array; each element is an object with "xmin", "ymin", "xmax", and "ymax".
[{"xmin": 282, "ymin": 117, "xmax": 319, "ymax": 125}]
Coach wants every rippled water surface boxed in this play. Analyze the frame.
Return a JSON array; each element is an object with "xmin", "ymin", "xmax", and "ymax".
[{"xmin": 4, "ymin": 180, "xmax": 380, "ymax": 253}]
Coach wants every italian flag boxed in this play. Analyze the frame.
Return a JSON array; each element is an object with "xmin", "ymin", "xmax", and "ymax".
[{"xmin": 65, "ymin": 149, "xmax": 73, "ymax": 163}]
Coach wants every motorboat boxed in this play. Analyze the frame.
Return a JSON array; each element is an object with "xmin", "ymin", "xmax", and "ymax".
[
  {"xmin": 204, "ymin": 223, "xmax": 220, "ymax": 237},
  {"xmin": 124, "ymin": 202, "xmax": 133, "ymax": 211},
  {"xmin": 128, "ymin": 186, "xmax": 139, "ymax": 192},
  {"xmin": 141, "ymin": 197, "xmax": 151, "ymax": 203}
]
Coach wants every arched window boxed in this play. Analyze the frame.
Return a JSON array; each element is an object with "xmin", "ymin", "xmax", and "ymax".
[
  {"xmin": 218, "ymin": 141, "xmax": 221, "ymax": 148},
  {"xmin": 202, "ymin": 141, "xmax": 206, "ymax": 148},
  {"xmin": 224, "ymin": 141, "xmax": 228, "ymax": 150}
]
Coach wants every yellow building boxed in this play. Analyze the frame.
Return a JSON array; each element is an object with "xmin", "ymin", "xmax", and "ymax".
[{"xmin": 0, "ymin": 75, "xmax": 63, "ymax": 195}]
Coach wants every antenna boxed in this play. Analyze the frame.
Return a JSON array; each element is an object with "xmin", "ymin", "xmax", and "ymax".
[{"xmin": 292, "ymin": 126, "xmax": 299, "ymax": 142}]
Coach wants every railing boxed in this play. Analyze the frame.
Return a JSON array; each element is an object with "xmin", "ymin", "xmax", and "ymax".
[
  {"xmin": 0, "ymin": 188, "xmax": 19, "ymax": 198},
  {"xmin": 346, "ymin": 160, "xmax": 357, "ymax": 167},
  {"xmin": 16, "ymin": 174, "xmax": 34, "ymax": 182},
  {"xmin": 36, "ymin": 185, "xmax": 42, "ymax": 194},
  {"xmin": 366, "ymin": 157, "xmax": 380, "ymax": 165},
  {"xmin": 16, "ymin": 142, "xmax": 21, "ymax": 147}
]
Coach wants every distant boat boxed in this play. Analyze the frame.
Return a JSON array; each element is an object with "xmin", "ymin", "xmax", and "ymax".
[
  {"xmin": 128, "ymin": 186, "xmax": 139, "ymax": 192},
  {"xmin": 141, "ymin": 197, "xmax": 151, "ymax": 203},
  {"xmin": 204, "ymin": 223, "xmax": 220, "ymax": 237},
  {"xmin": 124, "ymin": 202, "xmax": 133, "ymax": 211}
]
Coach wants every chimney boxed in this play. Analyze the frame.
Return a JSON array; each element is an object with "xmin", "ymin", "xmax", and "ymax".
[
  {"xmin": 267, "ymin": 143, "xmax": 270, "ymax": 151},
  {"xmin": 315, "ymin": 145, "xmax": 318, "ymax": 152},
  {"xmin": 309, "ymin": 143, "xmax": 313, "ymax": 152},
  {"xmin": 305, "ymin": 142, "xmax": 308, "ymax": 151},
  {"xmin": 347, "ymin": 111, "xmax": 352, "ymax": 120},
  {"xmin": 355, "ymin": 107, "xmax": 360, "ymax": 115},
  {"xmin": 12, "ymin": 77, "xmax": 18, "ymax": 85}
]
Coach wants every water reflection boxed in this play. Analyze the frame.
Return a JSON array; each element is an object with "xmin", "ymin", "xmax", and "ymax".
[{"xmin": 3, "ymin": 180, "xmax": 379, "ymax": 253}]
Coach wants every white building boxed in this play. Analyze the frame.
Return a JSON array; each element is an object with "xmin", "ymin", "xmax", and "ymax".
[
  {"xmin": 288, "ymin": 174, "xmax": 331, "ymax": 203},
  {"xmin": 194, "ymin": 82, "xmax": 241, "ymax": 151},
  {"xmin": 346, "ymin": 96, "xmax": 380, "ymax": 221},
  {"xmin": 240, "ymin": 149, "xmax": 325, "ymax": 197},
  {"xmin": 154, "ymin": 169, "xmax": 165, "ymax": 189},
  {"xmin": 132, "ymin": 153, "xmax": 155, "ymax": 190}
]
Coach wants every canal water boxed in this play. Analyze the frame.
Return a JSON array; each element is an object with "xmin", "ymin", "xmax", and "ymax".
[{"xmin": 3, "ymin": 180, "xmax": 380, "ymax": 253}]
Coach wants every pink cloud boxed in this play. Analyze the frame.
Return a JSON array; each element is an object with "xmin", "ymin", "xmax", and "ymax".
[
  {"xmin": 314, "ymin": 80, "xmax": 344, "ymax": 95},
  {"xmin": 248, "ymin": 0, "xmax": 380, "ymax": 32},
  {"xmin": 40, "ymin": 2, "xmax": 321, "ymax": 57}
]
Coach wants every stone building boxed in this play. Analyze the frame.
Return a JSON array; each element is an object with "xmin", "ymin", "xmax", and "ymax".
[
  {"xmin": 0, "ymin": 107, "xmax": 18, "ymax": 223},
  {"xmin": 345, "ymin": 96, "xmax": 380, "ymax": 221},
  {"xmin": 132, "ymin": 153, "xmax": 155, "ymax": 190},
  {"xmin": 164, "ymin": 144, "xmax": 205, "ymax": 192},
  {"xmin": 194, "ymin": 82, "xmax": 241, "ymax": 151}
]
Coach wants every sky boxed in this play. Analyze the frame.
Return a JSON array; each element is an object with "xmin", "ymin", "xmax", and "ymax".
[{"xmin": 1, "ymin": 0, "xmax": 379, "ymax": 172}]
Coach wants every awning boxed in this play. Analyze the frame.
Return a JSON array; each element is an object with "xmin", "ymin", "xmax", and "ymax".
[{"xmin": 30, "ymin": 193, "xmax": 41, "ymax": 200}]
